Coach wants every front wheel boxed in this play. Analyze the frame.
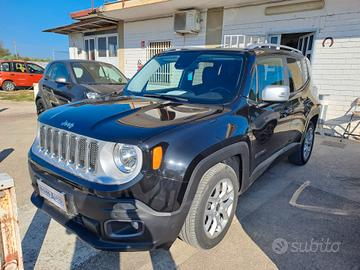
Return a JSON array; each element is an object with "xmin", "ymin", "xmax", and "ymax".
[
  {"xmin": 288, "ymin": 122, "xmax": 315, "ymax": 165},
  {"xmin": 179, "ymin": 163, "xmax": 239, "ymax": 249},
  {"xmin": 36, "ymin": 98, "xmax": 46, "ymax": 115},
  {"xmin": 2, "ymin": 81, "xmax": 16, "ymax": 91}
]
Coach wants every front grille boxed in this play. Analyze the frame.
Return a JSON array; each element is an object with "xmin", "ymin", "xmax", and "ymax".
[{"xmin": 38, "ymin": 124, "xmax": 99, "ymax": 172}]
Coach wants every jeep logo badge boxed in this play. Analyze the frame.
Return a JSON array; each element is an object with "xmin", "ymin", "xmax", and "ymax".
[{"xmin": 61, "ymin": 120, "xmax": 74, "ymax": 130}]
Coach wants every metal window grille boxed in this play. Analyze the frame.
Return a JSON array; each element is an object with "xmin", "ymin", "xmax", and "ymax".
[
  {"xmin": 222, "ymin": 35, "xmax": 265, "ymax": 48},
  {"xmin": 146, "ymin": 41, "xmax": 171, "ymax": 84}
]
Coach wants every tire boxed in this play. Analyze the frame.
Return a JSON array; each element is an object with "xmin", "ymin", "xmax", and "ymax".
[
  {"xmin": 179, "ymin": 162, "xmax": 239, "ymax": 249},
  {"xmin": 288, "ymin": 122, "xmax": 315, "ymax": 165},
  {"xmin": 2, "ymin": 80, "xmax": 16, "ymax": 91},
  {"xmin": 36, "ymin": 98, "xmax": 45, "ymax": 115}
]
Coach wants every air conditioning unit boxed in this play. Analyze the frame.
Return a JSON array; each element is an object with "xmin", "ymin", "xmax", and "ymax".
[{"xmin": 174, "ymin": 10, "xmax": 201, "ymax": 34}]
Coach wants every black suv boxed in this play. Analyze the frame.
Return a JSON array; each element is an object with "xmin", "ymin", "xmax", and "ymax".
[
  {"xmin": 28, "ymin": 46, "xmax": 320, "ymax": 251},
  {"xmin": 35, "ymin": 60, "xmax": 128, "ymax": 115}
]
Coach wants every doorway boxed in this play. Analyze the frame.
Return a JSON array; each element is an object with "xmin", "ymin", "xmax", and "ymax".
[{"xmin": 268, "ymin": 32, "xmax": 315, "ymax": 60}]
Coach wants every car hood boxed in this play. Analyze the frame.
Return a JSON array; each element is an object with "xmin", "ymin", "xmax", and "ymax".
[
  {"xmin": 83, "ymin": 84, "xmax": 126, "ymax": 94},
  {"xmin": 39, "ymin": 96, "xmax": 225, "ymax": 144}
]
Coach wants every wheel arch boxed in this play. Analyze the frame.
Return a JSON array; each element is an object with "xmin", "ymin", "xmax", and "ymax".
[
  {"xmin": 1, "ymin": 79, "xmax": 15, "ymax": 88},
  {"xmin": 180, "ymin": 141, "xmax": 251, "ymax": 213}
]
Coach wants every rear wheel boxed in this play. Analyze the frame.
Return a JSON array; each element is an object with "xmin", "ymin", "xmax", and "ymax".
[
  {"xmin": 288, "ymin": 122, "xmax": 315, "ymax": 165},
  {"xmin": 36, "ymin": 98, "xmax": 45, "ymax": 115},
  {"xmin": 2, "ymin": 81, "xmax": 15, "ymax": 91},
  {"xmin": 179, "ymin": 162, "xmax": 239, "ymax": 249}
]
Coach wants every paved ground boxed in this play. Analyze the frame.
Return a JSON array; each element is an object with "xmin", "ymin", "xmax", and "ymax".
[{"xmin": 1, "ymin": 100, "xmax": 360, "ymax": 270}]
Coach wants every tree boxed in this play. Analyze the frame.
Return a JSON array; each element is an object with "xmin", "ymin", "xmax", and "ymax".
[{"xmin": 0, "ymin": 42, "xmax": 11, "ymax": 58}]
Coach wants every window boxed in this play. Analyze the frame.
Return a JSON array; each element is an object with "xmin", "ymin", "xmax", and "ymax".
[
  {"xmin": 27, "ymin": 63, "xmax": 44, "ymax": 74},
  {"xmin": 287, "ymin": 58, "xmax": 304, "ymax": 92},
  {"xmin": 49, "ymin": 63, "xmax": 69, "ymax": 81},
  {"xmin": 126, "ymin": 52, "xmax": 245, "ymax": 105},
  {"xmin": 249, "ymin": 68, "xmax": 257, "ymax": 101},
  {"xmin": 98, "ymin": 37, "xmax": 107, "ymax": 57},
  {"xmin": 257, "ymin": 57, "xmax": 285, "ymax": 99},
  {"xmin": 301, "ymin": 58, "xmax": 309, "ymax": 83},
  {"xmin": 85, "ymin": 39, "xmax": 95, "ymax": 60},
  {"xmin": 146, "ymin": 41, "xmax": 172, "ymax": 84},
  {"xmin": 108, "ymin": 36, "xmax": 118, "ymax": 57},
  {"xmin": 0, "ymin": 62, "xmax": 10, "ymax": 72},
  {"xmin": 71, "ymin": 62, "xmax": 127, "ymax": 85},
  {"xmin": 12, "ymin": 62, "xmax": 26, "ymax": 73}
]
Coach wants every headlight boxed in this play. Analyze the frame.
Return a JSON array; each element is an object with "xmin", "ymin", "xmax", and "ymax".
[
  {"xmin": 113, "ymin": 144, "xmax": 140, "ymax": 173},
  {"xmin": 86, "ymin": 92, "xmax": 100, "ymax": 99}
]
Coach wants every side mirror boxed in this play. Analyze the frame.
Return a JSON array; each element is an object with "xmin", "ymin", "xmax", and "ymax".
[
  {"xmin": 55, "ymin": 77, "xmax": 69, "ymax": 84},
  {"xmin": 262, "ymin": 85, "xmax": 290, "ymax": 102}
]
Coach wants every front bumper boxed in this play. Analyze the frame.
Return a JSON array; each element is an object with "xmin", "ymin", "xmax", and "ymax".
[{"xmin": 28, "ymin": 159, "xmax": 188, "ymax": 251}]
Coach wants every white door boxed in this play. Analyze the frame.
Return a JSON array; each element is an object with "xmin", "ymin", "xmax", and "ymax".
[
  {"xmin": 96, "ymin": 35, "xmax": 119, "ymax": 68},
  {"xmin": 298, "ymin": 33, "xmax": 315, "ymax": 60}
]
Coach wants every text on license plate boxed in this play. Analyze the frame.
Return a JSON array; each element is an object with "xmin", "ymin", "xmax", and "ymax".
[{"xmin": 37, "ymin": 180, "xmax": 67, "ymax": 212}]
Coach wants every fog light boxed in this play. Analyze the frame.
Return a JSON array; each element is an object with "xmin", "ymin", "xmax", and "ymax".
[{"xmin": 104, "ymin": 220, "xmax": 144, "ymax": 238}]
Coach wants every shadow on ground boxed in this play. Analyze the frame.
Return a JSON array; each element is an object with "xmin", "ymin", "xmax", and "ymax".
[
  {"xmin": 0, "ymin": 148, "xmax": 14, "ymax": 162},
  {"xmin": 22, "ymin": 209, "xmax": 51, "ymax": 270},
  {"xmin": 235, "ymin": 160, "xmax": 360, "ymax": 270}
]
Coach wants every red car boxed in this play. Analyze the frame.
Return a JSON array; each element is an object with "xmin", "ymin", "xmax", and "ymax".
[{"xmin": 0, "ymin": 60, "xmax": 44, "ymax": 91}]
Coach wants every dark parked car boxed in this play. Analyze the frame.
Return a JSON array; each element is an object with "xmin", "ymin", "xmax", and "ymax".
[
  {"xmin": 35, "ymin": 60, "xmax": 128, "ymax": 114},
  {"xmin": 28, "ymin": 45, "xmax": 320, "ymax": 251}
]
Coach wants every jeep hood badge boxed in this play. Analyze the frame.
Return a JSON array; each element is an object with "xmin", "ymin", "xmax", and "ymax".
[{"xmin": 61, "ymin": 120, "xmax": 74, "ymax": 129}]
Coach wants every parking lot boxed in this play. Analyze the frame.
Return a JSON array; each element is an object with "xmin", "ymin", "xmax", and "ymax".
[{"xmin": 1, "ymin": 100, "xmax": 360, "ymax": 270}]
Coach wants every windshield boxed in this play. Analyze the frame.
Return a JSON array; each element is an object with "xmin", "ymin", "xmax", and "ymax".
[
  {"xmin": 125, "ymin": 51, "xmax": 244, "ymax": 104},
  {"xmin": 71, "ymin": 62, "xmax": 128, "ymax": 85}
]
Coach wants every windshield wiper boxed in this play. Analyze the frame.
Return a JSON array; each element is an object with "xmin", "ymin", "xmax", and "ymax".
[{"xmin": 143, "ymin": 94, "xmax": 188, "ymax": 102}]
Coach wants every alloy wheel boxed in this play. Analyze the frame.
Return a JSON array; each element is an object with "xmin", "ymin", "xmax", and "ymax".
[
  {"xmin": 303, "ymin": 126, "xmax": 314, "ymax": 161},
  {"xmin": 203, "ymin": 178, "xmax": 235, "ymax": 239}
]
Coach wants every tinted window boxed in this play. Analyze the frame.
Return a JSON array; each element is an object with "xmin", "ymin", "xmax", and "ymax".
[
  {"xmin": 108, "ymin": 36, "xmax": 118, "ymax": 57},
  {"xmin": 98, "ymin": 37, "xmax": 106, "ymax": 57},
  {"xmin": 301, "ymin": 59, "xmax": 309, "ymax": 83},
  {"xmin": 27, "ymin": 63, "xmax": 44, "ymax": 74},
  {"xmin": 287, "ymin": 58, "xmax": 304, "ymax": 92},
  {"xmin": 71, "ymin": 62, "xmax": 127, "ymax": 85},
  {"xmin": 249, "ymin": 68, "xmax": 257, "ymax": 101},
  {"xmin": 126, "ymin": 52, "xmax": 244, "ymax": 105},
  {"xmin": 257, "ymin": 57, "xmax": 285, "ymax": 99},
  {"xmin": 50, "ymin": 63, "xmax": 69, "ymax": 81},
  {"xmin": 12, "ymin": 62, "xmax": 26, "ymax": 73},
  {"xmin": 0, "ymin": 62, "xmax": 10, "ymax": 72}
]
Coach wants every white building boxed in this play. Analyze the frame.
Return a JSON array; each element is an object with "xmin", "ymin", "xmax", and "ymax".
[{"xmin": 45, "ymin": 0, "xmax": 360, "ymax": 138}]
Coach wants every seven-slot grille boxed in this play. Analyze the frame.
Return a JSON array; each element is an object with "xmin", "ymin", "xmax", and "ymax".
[{"xmin": 39, "ymin": 124, "xmax": 98, "ymax": 172}]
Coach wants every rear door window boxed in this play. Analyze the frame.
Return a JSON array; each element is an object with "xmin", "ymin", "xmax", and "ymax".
[
  {"xmin": 257, "ymin": 57, "xmax": 286, "ymax": 100},
  {"xmin": 0, "ymin": 62, "xmax": 10, "ymax": 72},
  {"xmin": 12, "ymin": 62, "xmax": 27, "ymax": 73},
  {"xmin": 287, "ymin": 58, "xmax": 304, "ymax": 92}
]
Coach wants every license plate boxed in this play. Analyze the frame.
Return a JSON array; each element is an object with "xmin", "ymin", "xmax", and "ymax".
[{"xmin": 37, "ymin": 180, "xmax": 67, "ymax": 212}]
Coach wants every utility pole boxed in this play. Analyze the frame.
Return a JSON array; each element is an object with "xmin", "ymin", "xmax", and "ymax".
[{"xmin": 13, "ymin": 41, "xmax": 18, "ymax": 59}]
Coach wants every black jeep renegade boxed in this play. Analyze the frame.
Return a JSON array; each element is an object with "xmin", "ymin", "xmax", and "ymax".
[{"xmin": 28, "ymin": 46, "xmax": 320, "ymax": 251}]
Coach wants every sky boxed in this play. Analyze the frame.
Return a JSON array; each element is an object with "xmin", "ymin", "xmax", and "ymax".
[{"xmin": 0, "ymin": 0, "xmax": 104, "ymax": 60}]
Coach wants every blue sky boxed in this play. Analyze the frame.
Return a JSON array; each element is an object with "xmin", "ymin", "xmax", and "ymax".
[{"xmin": 0, "ymin": 0, "xmax": 104, "ymax": 59}]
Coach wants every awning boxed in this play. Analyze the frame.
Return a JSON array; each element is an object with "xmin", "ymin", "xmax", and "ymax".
[{"xmin": 43, "ymin": 17, "xmax": 119, "ymax": 35}]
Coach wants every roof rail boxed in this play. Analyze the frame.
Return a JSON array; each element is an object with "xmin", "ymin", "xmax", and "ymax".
[{"xmin": 247, "ymin": 43, "xmax": 302, "ymax": 54}]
